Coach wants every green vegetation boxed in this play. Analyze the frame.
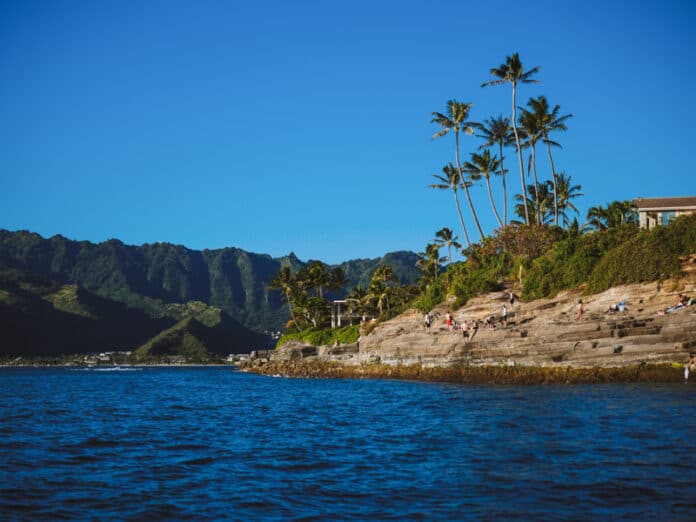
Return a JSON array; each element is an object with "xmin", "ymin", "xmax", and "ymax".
[
  {"xmin": 0, "ymin": 229, "xmax": 419, "ymax": 335},
  {"xmin": 411, "ymin": 214, "xmax": 696, "ymax": 311},
  {"xmin": 275, "ymin": 325, "xmax": 360, "ymax": 349},
  {"xmin": 133, "ymin": 318, "xmax": 221, "ymax": 363}
]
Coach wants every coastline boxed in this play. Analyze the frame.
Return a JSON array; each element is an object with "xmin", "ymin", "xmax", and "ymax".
[{"xmin": 240, "ymin": 360, "xmax": 685, "ymax": 385}]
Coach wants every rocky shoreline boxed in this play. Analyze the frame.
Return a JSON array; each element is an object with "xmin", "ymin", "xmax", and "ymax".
[
  {"xmin": 241, "ymin": 267, "xmax": 696, "ymax": 385},
  {"xmin": 240, "ymin": 360, "xmax": 684, "ymax": 384}
]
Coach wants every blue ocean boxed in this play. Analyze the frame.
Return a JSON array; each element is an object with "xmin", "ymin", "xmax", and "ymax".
[{"xmin": 1, "ymin": 367, "xmax": 695, "ymax": 520}]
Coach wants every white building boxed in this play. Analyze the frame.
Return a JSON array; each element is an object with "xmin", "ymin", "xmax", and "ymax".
[{"xmin": 632, "ymin": 196, "xmax": 696, "ymax": 229}]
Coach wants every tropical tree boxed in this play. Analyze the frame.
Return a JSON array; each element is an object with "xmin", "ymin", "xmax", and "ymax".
[
  {"xmin": 330, "ymin": 267, "xmax": 346, "ymax": 298},
  {"xmin": 462, "ymin": 150, "xmax": 503, "ymax": 228},
  {"xmin": 434, "ymin": 227, "xmax": 462, "ymax": 263},
  {"xmin": 366, "ymin": 265, "xmax": 399, "ymax": 315},
  {"xmin": 584, "ymin": 200, "xmax": 638, "ymax": 231},
  {"xmin": 482, "ymin": 53, "xmax": 540, "ymax": 225},
  {"xmin": 526, "ymin": 95, "xmax": 572, "ymax": 225},
  {"xmin": 514, "ymin": 182, "xmax": 554, "ymax": 225},
  {"xmin": 553, "ymin": 172, "xmax": 583, "ymax": 227},
  {"xmin": 518, "ymin": 106, "xmax": 543, "ymax": 225},
  {"xmin": 302, "ymin": 261, "xmax": 332, "ymax": 299},
  {"xmin": 416, "ymin": 243, "xmax": 445, "ymax": 285},
  {"xmin": 473, "ymin": 115, "xmax": 515, "ymax": 225},
  {"xmin": 430, "ymin": 163, "xmax": 471, "ymax": 247},
  {"xmin": 431, "ymin": 100, "xmax": 485, "ymax": 240},
  {"xmin": 269, "ymin": 266, "xmax": 302, "ymax": 331}
]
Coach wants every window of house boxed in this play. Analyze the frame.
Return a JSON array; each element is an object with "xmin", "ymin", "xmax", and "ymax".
[{"xmin": 661, "ymin": 211, "xmax": 676, "ymax": 225}]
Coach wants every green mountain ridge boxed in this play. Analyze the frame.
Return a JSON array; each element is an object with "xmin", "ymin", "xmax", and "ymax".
[
  {"xmin": 0, "ymin": 229, "xmax": 420, "ymax": 333},
  {"xmin": 0, "ymin": 264, "xmax": 270, "ymax": 357}
]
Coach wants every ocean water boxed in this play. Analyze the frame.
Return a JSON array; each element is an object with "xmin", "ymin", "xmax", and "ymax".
[{"xmin": 1, "ymin": 367, "xmax": 695, "ymax": 521}]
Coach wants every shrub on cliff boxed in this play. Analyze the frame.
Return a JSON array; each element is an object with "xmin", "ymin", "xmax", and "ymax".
[
  {"xmin": 522, "ymin": 224, "xmax": 640, "ymax": 300},
  {"xmin": 276, "ymin": 325, "xmax": 360, "ymax": 348},
  {"xmin": 586, "ymin": 214, "xmax": 696, "ymax": 293}
]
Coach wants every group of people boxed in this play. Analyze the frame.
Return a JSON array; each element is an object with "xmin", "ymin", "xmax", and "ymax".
[
  {"xmin": 424, "ymin": 298, "xmax": 513, "ymax": 337},
  {"xmin": 659, "ymin": 293, "xmax": 694, "ymax": 315}
]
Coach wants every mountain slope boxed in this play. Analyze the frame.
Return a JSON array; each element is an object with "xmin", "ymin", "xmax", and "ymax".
[
  {"xmin": 0, "ymin": 229, "xmax": 420, "ymax": 332},
  {"xmin": 0, "ymin": 265, "xmax": 270, "ymax": 357}
]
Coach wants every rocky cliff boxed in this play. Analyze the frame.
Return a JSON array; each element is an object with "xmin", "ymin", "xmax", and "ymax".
[{"xmin": 244, "ymin": 257, "xmax": 696, "ymax": 383}]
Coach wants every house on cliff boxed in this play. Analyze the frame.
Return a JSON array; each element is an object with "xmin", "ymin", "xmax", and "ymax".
[{"xmin": 632, "ymin": 196, "xmax": 696, "ymax": 229}]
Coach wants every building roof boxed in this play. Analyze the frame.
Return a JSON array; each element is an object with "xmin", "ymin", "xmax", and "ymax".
[{"xmin": 632, "ymin": 196, "xmax": 696, "ymax": 210}]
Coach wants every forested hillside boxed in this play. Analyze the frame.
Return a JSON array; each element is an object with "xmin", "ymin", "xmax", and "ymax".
[{"xmin": 0, "ymin": 229, "xmax": 420, "ymax": 333}]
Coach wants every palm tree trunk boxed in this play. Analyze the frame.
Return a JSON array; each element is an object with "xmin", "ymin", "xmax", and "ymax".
[
  {"xmin": 498, "ymin": 140, "xmax": 507, "ymax": 225},
  {"xmin": 455, "ymin": 131, "xmax": 485, "ymax": 241},
  {"xmin": 544, "ymin": 136, "xmax": 559, "ymax": 226},
  {"xmin": 452, "ymin": 189, "xmax": 471, "ymax": 247},
  {"xmin": 511, "ymin": 83, "xmax": 529, "ymax": 225},
  {"xmin": 530, "ymin": 145, "xmax": 541, "ymax": 224},
  {"xmin": 485, "ymin": 177, "xmax": 504, "ymax": 228}
]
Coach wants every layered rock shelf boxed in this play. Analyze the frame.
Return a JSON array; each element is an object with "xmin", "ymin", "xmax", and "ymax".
[{"xmin": 242, "ymin": 267, "xmax": 696, "ymax": 384}]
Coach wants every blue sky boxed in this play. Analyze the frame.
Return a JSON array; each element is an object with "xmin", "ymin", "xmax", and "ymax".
[{"xmin": 1, "ymin": 0, "xmax": 695, "ymax": 264}]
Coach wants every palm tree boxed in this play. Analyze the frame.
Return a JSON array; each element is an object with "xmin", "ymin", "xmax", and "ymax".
[
  {"xmin": 430, "ymin": 163, "xmax": 471, "ymax": 247},
  {"xmin": 527, "ymin": 96, "xmax": 572, "ymax": 225},
  {"xmin": 584, "ymin": 200, "xmax": 638, "ymax": 231},
  {"xmin": 473, "ymin": 115, "xmax": 515, "ymax": 225},
  {"xmin": 330, "ymin": 267, "xmax": 346, "ymax": 298},
  {"xmin": 434, "ymin": 227, "xmax": 462, "ymax": 263},
  {"xmin": 416, "ymin": 243, "xmax": 445, "ymax": 285},
  {"xmin": 431, "ymin": 100, "xmax": 485, "ymax": 240},
  {"xmin": 518, "ymin": 106, "xmax": 543, "ymax": 225},
  {"xmin": 553, "ymin": 172, "xmax": 583, "ymax": 227},
  {"xmin": 462, "ymin": 150, "xmax": 503, "ymax": 228},
  {"xmin": 269, "ymin": 266, "xmax": 302, "ymax": 331},
  {"xmin": 514, "ymin": 182, "xmax": 554, "ymax": 225},
  {"xmin": 482, "ymin": 53, "xmax": 540, "ymax": 225},
  {"xmin": 303, "ymin": 261, "xmax": 332, "ymax": 299}
]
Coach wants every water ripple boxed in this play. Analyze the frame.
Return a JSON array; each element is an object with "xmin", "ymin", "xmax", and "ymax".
[{"xmin": 1, "ymin": 370, "xmax": 696, "ymax": 520}]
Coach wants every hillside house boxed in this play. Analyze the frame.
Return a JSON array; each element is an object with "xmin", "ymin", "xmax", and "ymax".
[{"xmin": 632, "ymin": 196, "xmax": 696, "ymax": 229}]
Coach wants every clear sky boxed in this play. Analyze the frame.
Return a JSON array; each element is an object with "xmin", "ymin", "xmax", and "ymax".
[{"xmin": 1, "ymin": 0, "xmax": 695, "ymax": 264}]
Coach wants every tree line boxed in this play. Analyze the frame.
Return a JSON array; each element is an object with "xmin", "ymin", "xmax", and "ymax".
[{"xmin": 428, "ymin": 52, "xmax": 637, "ymax": 261}]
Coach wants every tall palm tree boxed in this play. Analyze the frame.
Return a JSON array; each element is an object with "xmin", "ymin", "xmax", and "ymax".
[
  {"xmin": 462, "ymin": 150, "xmax": 503, "ymax": 228},
  {"xmin": 553, "ymin": 172, "xmax": 583, "ymax": 227},
  {"xmin": 431, "ymin": 100, "xmax": 485, "ymax": 240},
  {"xmin": 527, "ymin": 96, "xmax": 572, "ymax": 225},
  {"xmin": 518, "ymin": 107, "xmax": 544, "ymax": 224},
  {"xmin": 482, "ymin": 53, "xmax": 540, "ymax": 225},
  {"xmin": 514, "ymin": 182, "xmax": 554, "ymax": 225},
  {"xmin": 430, "ymin": 163, "xmax": 471, "ymax": 247},
  {"xmin": 269, "ymin": 266, "xmax": 302, "ymax": 331},
  {"xmin": 434, "ymin": 227, "xmax": 462, "ymax": 263},
  {"xmin": 473, "ymin": 115, "xmax": 515, "ymax": 225}
]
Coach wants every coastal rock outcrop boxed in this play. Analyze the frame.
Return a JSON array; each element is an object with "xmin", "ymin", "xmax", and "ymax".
[{"xmin": 244, "ymin": 263, "xmax": 696, "ymax": 382}]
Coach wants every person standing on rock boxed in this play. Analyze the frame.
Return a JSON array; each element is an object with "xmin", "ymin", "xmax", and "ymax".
[
  {"xmin": 461, "ymin": 320, "xmax": 469, "ymax": 340},
  {"xmin": 424, "ymin": 312, "xmax": 431, "ymax": 333},
  {"xmin": 446, "ymin": 311, "xmax": 453, "ymax": 332},
  {"xmin": 577, "ymin": 299, "xmax": 584, "ymax": 321},
  {"xmin": 502, "ymin": 305, "xmax": 508, "ymax": 328},
  {"xmin": 685, "ymin": 354, "xmax": 696, "ymax": 382}
]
